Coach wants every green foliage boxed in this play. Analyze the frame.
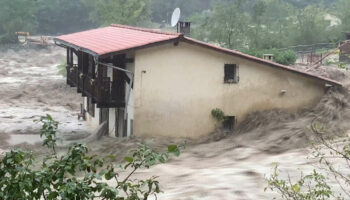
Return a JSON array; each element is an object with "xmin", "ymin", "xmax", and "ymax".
[
  {"xmin": 0, "ymin": 0, "xmax": 348, "ymax": 49},
  {"xmin": 57, "ymin": 61, "xmax": 67, "ymax": 77},
  {"xmin": 150, "ymin": 0, "xmax": 212, "ymax": 24},
  {"xmin": 338, "ymin": 62, "xmax": 347, "ymax": 70},
  {"xmin": 0, "ymin": 0, "xmax": 38, "ymax": 43},
  {"xmin": 243, "ymin": 49, "xmax": 297, "ymax": 65},
  {"xmin": 36, "ymin": 0, "xmax": 95, "ymax": 34},
  {"xmin": 335, "ymin": 0, "xmax": 350, "ymax": 40},
  {"xmin": 295, "ymin": 6, "xmax": 331, "ymax": 45},
  {"xmin": 211, "ymin": 108, "xmax": 225, "ymax": 122},
  {"xmin": 266, "ymin": 165, "xmax": 333, "ymax": 200},
  {"xmin": 190, "ymin": 2, "xmax": 249, "ymax": 49},
  {"xmin": 38, "ymin": 114, "xmax": 59, "ymax": 153},
  {"xmin": 274, "ymin": 50, "xmax": 298, "ymax": 66},
  {"xmin": 86, "ymin": 0, "xmax": 152, "ymax": 27},
  {"xmin": 190, "ymin": 0, "xmax": 343, "ymax": 51},
  {"xmin": 0, "ymin": 115, "xmax": 181, "ymax": 200},
  {"xmin": 266, "ymin": 122, "xmax": 350, "ymax": 199}
]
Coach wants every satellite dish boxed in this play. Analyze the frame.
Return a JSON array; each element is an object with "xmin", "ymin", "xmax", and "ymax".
[{"xmin": 171, "ymin": 8, "xmax": 181, "ymax": 27}]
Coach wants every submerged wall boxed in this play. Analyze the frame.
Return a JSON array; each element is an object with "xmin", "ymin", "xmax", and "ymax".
[{"xmin": 133, "ymin": 42, "xmax": 326, "ymax": 138}]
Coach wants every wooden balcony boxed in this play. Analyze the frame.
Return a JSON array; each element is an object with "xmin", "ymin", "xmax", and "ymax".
[
  {"xmin": 66, "ymin": 65, "xmax": 125, "ymax": 108},
  {"xmin": 66, "ymin": 64, "xmax": 78, "ymax": 87}
]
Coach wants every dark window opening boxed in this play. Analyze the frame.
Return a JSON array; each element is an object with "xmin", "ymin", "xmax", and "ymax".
[
  {"xmin": 87, "ymin": 97, "xmax": 95, "ymax": 117},
  {"xmin": 224, "ymin": 64, "xmax": 239, "ymax": 83},
  {"xmin": 223, "ymin": 116, "xmax": 236, "ymax": 131}
]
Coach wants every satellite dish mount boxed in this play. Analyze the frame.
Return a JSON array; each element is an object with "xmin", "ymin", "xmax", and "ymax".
[{"xmin": 171, "ymin": 8, "xmax": 191, "ymax": 36}]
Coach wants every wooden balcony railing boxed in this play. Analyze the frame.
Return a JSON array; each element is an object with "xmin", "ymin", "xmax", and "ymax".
[{"xmin": 66, "ymin": 65, "xmax": 125, "ymax": 108}]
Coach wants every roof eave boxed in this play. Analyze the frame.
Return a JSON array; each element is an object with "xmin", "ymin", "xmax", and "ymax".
[
  {"xmin": 89, "ymin": 37, "xmax": 182, "ymax": 59},
  {"xmin": 54, "ymin": 38, "xmax": 99, "ymax": 58},
  {"xmin": 54, "ymin": 36, "xmax": 182, "ymax": 59}
]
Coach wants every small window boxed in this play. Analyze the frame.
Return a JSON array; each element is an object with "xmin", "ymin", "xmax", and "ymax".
[
  {"xmin": 224, "ymin": 64, "xmax": 239, "ymax": 83},
  {"xmin": 223, "ymin": 116, "xmax": 236, "ymax": 131},
  {"xmin": 87, "ymin": 97, "xmax": 95, "ymax": 117}
]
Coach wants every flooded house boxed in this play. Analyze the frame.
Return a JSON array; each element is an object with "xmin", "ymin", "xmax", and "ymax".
[{"xmin": 54, "ymin": 24, "xmax": 342, "ymax": 139}]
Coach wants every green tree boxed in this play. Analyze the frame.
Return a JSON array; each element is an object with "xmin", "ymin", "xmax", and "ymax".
[
  {"xmin": 0, "ymin": 0, "xmax": 38, "ymax": 43},
  {"xmin": 335, "ymin": 0, "xmax": 350, "ymax": 40},
  {"xmin": 149, "ymin": 0, "xmax": 213, "ymax": 24},
  {"xmin": 36, "ymin": 0, "xmax": 95, "ymax": 35},
  {"xmin": 294, "ymin": 5, "xmax": 330, "ymax": 45},
  {"xmin": 190, "ymin": 1, "xmax": 249, "ymax": 50},
  {"xmin": 249, "ymin": 0, "xmax": 267, "ymax": 49},
  {"xmin": 258, "ymin": 0, "xmax": 297, "ymax": 48},
  {"xmin": 87, "ymin": 0, "xmax": 152, "ymax": 27}
]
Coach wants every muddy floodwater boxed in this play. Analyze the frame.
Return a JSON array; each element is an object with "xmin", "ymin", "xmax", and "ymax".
[{"xmin": 1, "ymin": 45, "xmax": 350, "ymax": 199}]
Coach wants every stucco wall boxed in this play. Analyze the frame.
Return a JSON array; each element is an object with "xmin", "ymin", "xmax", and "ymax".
[{"xmin": 133, "ymin": 42, "xmax": 326, "ymax": 138}]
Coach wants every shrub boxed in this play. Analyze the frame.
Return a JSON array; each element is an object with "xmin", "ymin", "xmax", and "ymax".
[
  {"xmin": 211, "ymin": 108, "xmax": 225, "ymax": 122},
  {"xmin": 266, "ymin": 165, "xmax": 332, "ymax": 199},
  {"xmin": 266, "ymin": 122, "xmax": 350, "ymax": 199},
  {"xmin": 274, "ymin": 50, "xmax": 297, "ymax": 66},
  {"xmin": 243, "ymin": 49, "xmax": 297, "ymax": 66},
  {"xmin": 0, "ymin": 114, "xmax": 181, "ymax": 200},
  {"xmin": 57, "ymin": 61, "xmax": 67, "ymax": 77}
]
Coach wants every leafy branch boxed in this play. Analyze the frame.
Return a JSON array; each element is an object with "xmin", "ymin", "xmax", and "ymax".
[{"xmin": 0, "ymin": 114, "xmax": 181, "ymax": 200}]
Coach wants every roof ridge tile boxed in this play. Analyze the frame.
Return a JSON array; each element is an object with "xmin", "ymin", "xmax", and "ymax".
[{"xmin": 110, "ymin": 24, "xmax": 182, "ymax": 36}]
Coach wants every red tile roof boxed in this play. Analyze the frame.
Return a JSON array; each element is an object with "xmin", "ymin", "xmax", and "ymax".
[
  {"xmin": 54, "ymin": 24, "xmax": 342, "ymax": 87},
  {"xmin": 55, "ymin": 24, "xmax": 181, "ymax": 56}
]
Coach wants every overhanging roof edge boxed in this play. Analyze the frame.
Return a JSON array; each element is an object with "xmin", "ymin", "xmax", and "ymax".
[{"xmin": 54, "ymin": 38, "xmax": 99, "ymax": 58}]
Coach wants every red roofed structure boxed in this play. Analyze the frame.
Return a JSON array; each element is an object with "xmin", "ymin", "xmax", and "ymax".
[
  {"xmin": 55, "ymin": 24, "xmax": 181, "ymax": 56},
  {"xmin": 54, "ymin": 24, "xmax": 342, "ymax": 139},
  {"xmin": 55, "ymin": 24, "xmax": 341, "ymax": 86}
]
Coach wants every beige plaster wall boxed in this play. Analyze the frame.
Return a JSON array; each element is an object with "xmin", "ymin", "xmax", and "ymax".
[{"xmin": 133, "ymin": 42, "xmax": 325, "ymax": 138}]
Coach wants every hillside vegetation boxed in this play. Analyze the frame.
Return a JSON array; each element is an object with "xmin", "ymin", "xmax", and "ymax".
[{"xmin": 1, "ymin": 0, "xmax": 350, "ymax": 52}]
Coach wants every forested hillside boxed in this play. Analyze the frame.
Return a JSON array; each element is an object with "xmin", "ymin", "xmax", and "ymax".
[{"xmin": 1, "ymin": 0, "xmax": 349, "ymax": 51}]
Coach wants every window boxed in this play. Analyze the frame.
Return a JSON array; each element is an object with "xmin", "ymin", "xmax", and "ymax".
[
  {"xmin": 223, "ymin": 116, "xmax": 236, "ymax": 131},
  {"xmin": 224, "ymin": 64, "xmax": 239, "ymax": 83},
  {"xmin": 87, "ymin": 97, "xmax": 95, "ymax": 117}
]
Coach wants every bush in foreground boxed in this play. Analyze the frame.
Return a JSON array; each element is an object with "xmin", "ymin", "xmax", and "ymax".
[
  {"xmin": 0, "ymin": 114, "xmax": 180, "ymax": 199},
  {"xmin": 266, "ymin": 122, "xmax": 350, "ymax": 200}
]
